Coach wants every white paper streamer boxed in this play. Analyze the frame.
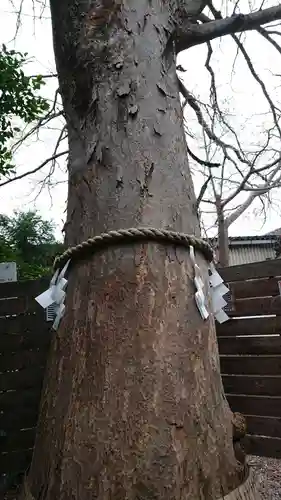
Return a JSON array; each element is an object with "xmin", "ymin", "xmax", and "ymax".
[
  {"xmin": 35, "ymin": 260, "xmax": 70, "ymax": 330},
  {"xmin": 190, "ymin": 246, "xmax": 209, "ymax": 320},
  {"xmin": 189, "ymin": 247, "xmax": 229, "ymax": 323},
  {"xmin": 214, "ymin": 308, "xmax": 229, "ymax": 324},
  {"xmin": 208, "ymin": 263, "xmax": 230, "ymax": 324}
]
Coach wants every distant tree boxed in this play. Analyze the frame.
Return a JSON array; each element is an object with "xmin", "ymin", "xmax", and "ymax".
[
  {"xmin": 0, "ymin": 45, "xmax": 49, "ymax": 177},
  {"xmin": 0, "ymin": 210, "xmax": 63, "ymax": 280}
]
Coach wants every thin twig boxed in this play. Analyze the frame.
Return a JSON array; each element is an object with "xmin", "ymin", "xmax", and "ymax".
[
  {"xmin": 186, "ymin": 144, "xmax": 220, "ymax": 168},
  {"xmin": 196, "ymin": 175, "xmax": 212, "ymax": 210},
  {"xmin": 0, "ymin": 151, "xmax": 68, "ymax": 187}
]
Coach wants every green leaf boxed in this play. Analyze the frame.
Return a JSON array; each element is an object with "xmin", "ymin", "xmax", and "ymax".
[{"xmin": 0, "ymin": 46, "xmax": 50, "ymax": 177}]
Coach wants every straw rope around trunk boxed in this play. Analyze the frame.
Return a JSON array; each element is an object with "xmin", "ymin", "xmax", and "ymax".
[{"xmin": 53, "ymin": 227, "xmax": 214, "ymax": 271}]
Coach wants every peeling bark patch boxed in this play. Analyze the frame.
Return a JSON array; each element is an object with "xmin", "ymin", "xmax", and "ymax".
[
  {"xmin": 116, "ymin": 165, "xmax": 123, "ymax": 188},
  {"xmin": 95, "ymin": 142, "xmax": 104, "ymax": 163},
  {"xmin": 114, "ymin": 58, "xmax": 124, "ymax": 69},
  {"xmin": 117, "ymin": 97, "xmax": 128, "ymax": 130},
  {"xmin": 86, "ymin": 143, "xmax": 97, "ymax": 165},
  {"xmin": 146, "ymin": 162, "xmax": 155, "ymax": 182},
  {"xmin": 116, "ymin": 81, "xmax": 131, "ymax": 97},
  {"xmin": 156, "ymin": 81, "xmax": 174, "ymax": 99},
  {"xmin": 87, "ymin": 1, "xmax": 122, "ymax": 31},
  {"xmin": 157, "ymin": 82, "xmax": 168, "ymax": 96},
  {"xmin": 82, "ymin": 176, "xmax": 92, "ymax": 192},
  {"xmin": 139, "ymin": 162, "xmax": 154, "ymax": 197},
  {"xmin": 143, "ymin": 12, "xmax": 149, "ymax": 31},
  {"xmin": 153, "ymin": 119, "xmax": 162, "ymax": 136},
  {"xmin": 128, "ymin": 104, "xmax": 139, "ymax": 116},
  {"xmin": 163, "ymin": 25, "xmax": 172, "ymax": 37},
  {"xmin": 134, "ymin": 481, "xmax": 158, "ymax": 499}
]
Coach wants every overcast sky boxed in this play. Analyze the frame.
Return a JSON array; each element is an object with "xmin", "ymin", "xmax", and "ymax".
[{"xmin": 1, "ymin": 0, "xmax": 281, "ymax": 238}]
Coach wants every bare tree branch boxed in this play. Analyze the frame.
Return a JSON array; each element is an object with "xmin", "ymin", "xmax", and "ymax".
[
  {"xmin": 53, "ymin": 125, "xmax": 68, "ymax": 156},
  {"xmin": 193, "ymin": 2, "xmax": 281, "ymax": 217},
  {"xmin": 206, "ymin": 3, "xmax": 281, "ymax": 139},
  {"xmin": 196, "ymin": 175, "xmax": 212, "ymax": 210},
  {"xmin": 257, "ymin": 26, "xmax": 281, "ymax": 55},
  {"xmin": 186, "ymin": 143, "xmax": 220, "ymax": 168},
  {"xmin": 176, "ymin": 4, "xmax": 281, "ymax": 52},
  {"xmin": 222, "ymin": 155, "xmax": 281, "ymax": 205},
  {"xmin": 224, "ymin": 159, "xmax": 281, "ymax": 227},
  {"xmin": 28, "ymin": 73, "xmax": 58, "ymax": 79},
  {"xmin": 205, "ymin": 41, "xmax": 245, "ymax": 157},
  {"xmin": 178, "ymin": 76, "xmax": 252, "ymax": 173},
  {"xmin": 0, "ymin": 151, "xmax": 68, "ymax": 188},
  {"xmin": 11, "ymin": 110, "xmax": 64, "ymax": 154},
  {"xmin": 232, "ymin": 34, "xmax": 281, "ymax": 139}
]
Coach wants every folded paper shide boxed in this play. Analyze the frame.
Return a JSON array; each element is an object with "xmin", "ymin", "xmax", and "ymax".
[
  {"xmin": 35, "ymin": 251, "xmax": 230, "ymax": 329},
  {"xmin": 190, "ymin": 248, "xmax": 229, "ymax": 324},
  {"xmin": 208, "ymin": 262, "xmax": 229, "ymax": 324},
  {"xmin": 35, "ymin": 260, "xmax": 70, "ymax": 330},
  {"xmin": 190, "ymin": 245, "xmax": 209, "ymax": 320}
]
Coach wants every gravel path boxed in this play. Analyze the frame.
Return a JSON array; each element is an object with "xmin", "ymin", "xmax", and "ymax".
[{"xmin": 248, "ymin": 456, "xmax": 281, "ymax": 500}]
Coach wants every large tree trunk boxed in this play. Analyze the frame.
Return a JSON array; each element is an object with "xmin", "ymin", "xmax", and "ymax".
[{"xmin": 22, "ymin": 2, "xmax": 246, "ymax": 499}]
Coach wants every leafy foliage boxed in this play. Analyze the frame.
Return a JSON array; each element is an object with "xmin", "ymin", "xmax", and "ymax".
[
  {"xmin": 0, "ymin": 45, "xmax": 49, "ymax": 177},
  {"xmin": 0, "ymin": 211, "xmax": 63, "ymax": 280}
]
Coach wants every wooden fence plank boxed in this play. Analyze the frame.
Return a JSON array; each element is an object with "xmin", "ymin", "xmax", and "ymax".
[
  {"xmin": 216, "ymin": 317, "xmax": 281, "ymax": 337},
  {"xmin": 0, "ymin": 329, "xmax": 51, "ymax": 354},
  {"xmin": 2, "ymin": 483, "xmax": 24, "ymax": 500},
  {"xmin": 0, "ymin": 297, "xmax": 41, "ymax": 316},
  {"xmin": 230, "ymin": 277, "xmax": 279, "ymax": 299},
  {"xmin": 229, "ymin": 296, "xmax": 281, "ymax": 317},
  {"xmin": 245, "ymin": 434, "xmax": 281, "ymax": 459},
  {"xmin": 0, "ymin": 389, "xmax": 42, "ymax": 412},
  {"xmin": 218, "ymin": 336, "xmax": 281, "ymax": 355},
  {"xmin": 0, "ymin": 313, "xmax": 47, "ymax": 335},
  {"xmin": 222, "ymin": 375, "xmax": 281, "ymax": 396},
  {"xmin": 0, "ymin": 366, "xmax": 45, "ymax": 392},
  {"xmin": 0, "ymin": 349, "xmax": 48, "ymax": 373},
  {"xmin": 219, "ymin": 259, "xmax": 281, "ymax": 282},
  {"xmin": 0, "ymin": 449, "xmax": 32, "ymax": 474},
  {"xmin": 246, "ymin": 416, "xmax": 281, "ymax": 438},
  {"xmin": 226, "ymin": 394, "xmax": 281, "ymax": 417},
  {"xmin": 0, "ymin": 407, "xmax": 39, "ymax": 432},
  {"xmin": 220, "ymin": 355, "xmax": 281, "ymax": 375},
  {"xmin": 0, "ymin": 278, "xmax": 49, "ymax": 300},
  {"xmin": 0, "ymin": 428, "xmax": 36, "ymax": 453},
  {"xmin": 0, "ymin": 278, "xmax": 52, "ymax": 481}
]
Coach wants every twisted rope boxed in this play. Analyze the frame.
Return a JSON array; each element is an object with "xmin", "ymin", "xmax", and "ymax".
[{"xmin": 54, "ymin": 227, "xmax": 213, "ymax": 271}]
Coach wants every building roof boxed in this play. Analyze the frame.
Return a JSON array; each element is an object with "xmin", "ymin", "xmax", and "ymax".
[
  {"xmin": 265, "ymin": 227, "xmax": 281, "ymax": 236},
  {"xmin": 228, "ymin": 235, "xmax": 279, "ymax": 245},
  {"xmin": 207, "ymin": 234, "xmax": 279, "ymax": 247}
]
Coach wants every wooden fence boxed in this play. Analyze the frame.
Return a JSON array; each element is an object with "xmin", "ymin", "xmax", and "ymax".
[
  {"xmin": 219, "ymin": 259, "xmax": 281, "ymax": 459},
  {"xmin": 0, "ymin": 278, "xmax": 52, "ymax": 496},
  {"xmin": 1, "ymin": 260, "xmax": 281, "ymax": 492}
]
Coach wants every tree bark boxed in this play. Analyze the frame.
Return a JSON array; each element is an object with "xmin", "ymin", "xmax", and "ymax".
[{"xmin": 22, "ymin": 2, "xmax": 246, "ymax": 499}]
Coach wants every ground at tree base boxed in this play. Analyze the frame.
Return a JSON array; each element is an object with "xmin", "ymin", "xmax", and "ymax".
[
  {"xmin": 248, "ymin": 456, "xmax": 281, "ymax": 500},
  {"xmin": 3, "ymin": 457, "xmax": 280, "ymax": 500}
]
